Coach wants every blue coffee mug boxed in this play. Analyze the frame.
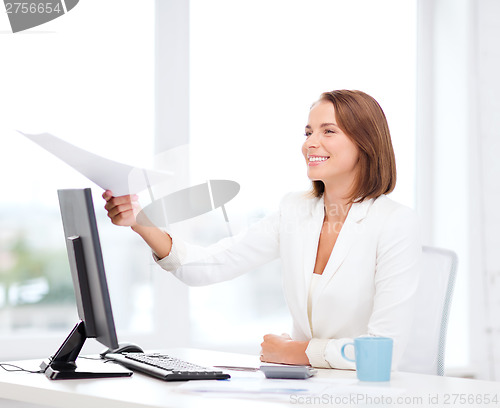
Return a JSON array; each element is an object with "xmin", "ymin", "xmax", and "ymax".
[{"xmin": 341, "ymin": 336, "xmax": 393, "ymax": 381}]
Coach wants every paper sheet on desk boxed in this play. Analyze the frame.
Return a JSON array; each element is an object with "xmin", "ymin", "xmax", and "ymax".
[
  {"xmin": 177, "ymin": 376, "xmax": 405, "ymax": 402},
  {"xmin": 19, "ymin": 131, "xmax": 172, "ymax": 196},
  {"xmin": 177, "ymin": 377, "xmax": 333, "ymax": 401}
]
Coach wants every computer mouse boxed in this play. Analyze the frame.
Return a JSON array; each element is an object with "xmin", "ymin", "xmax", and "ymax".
[{"xmin": 100, "ymin": 342, "xmax": 144, "ymax": 357}]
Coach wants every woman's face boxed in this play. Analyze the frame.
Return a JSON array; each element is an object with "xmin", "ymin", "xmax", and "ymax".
[{"xmin": 302, "ymin": 100, "xmax": 359, "ymax": 187}]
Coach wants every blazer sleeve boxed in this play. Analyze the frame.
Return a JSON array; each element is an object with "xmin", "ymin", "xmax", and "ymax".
[
  {"xmin": 306, "ymin": 205, "xmax": 422, "ymax": 370},
  {"xmin": 154, "ymin": 210, "xmax": 281, "ymax": 286}
]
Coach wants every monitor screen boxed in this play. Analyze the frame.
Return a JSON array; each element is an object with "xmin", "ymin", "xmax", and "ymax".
[{"xmin": 57, "ymin": 188, "xmax": 119, "ymax": 350}]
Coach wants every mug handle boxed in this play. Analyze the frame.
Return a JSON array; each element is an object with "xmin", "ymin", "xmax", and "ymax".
[{"xmin": 341, "ymin": 342, "xmax": 356, "ymax": 362}]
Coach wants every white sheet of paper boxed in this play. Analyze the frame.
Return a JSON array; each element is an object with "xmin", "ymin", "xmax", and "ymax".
[
  {"xmin": 177, "ymin": 377, "xmax": 332, "ymax": 400},
  {"xmin": 19, "ymin": 131, "xmax": 172, "ymax": 196},
  {"xmin": 177, "ymin": 376, "xmax": 404, "ymax": 402}
]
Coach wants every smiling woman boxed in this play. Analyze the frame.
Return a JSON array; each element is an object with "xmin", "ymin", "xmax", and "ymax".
[
  {"xmin": 306, "ymin": 90, "xmax": 397, "ymax": 202},
  {"xmin": 103, "ymin": 88, "xmax": 422, "ymax": 370}
]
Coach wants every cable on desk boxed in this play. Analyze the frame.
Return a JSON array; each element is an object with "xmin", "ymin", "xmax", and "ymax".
[
  {"xmin": 0, "ymin": 363, "xmax": 44, "ymax": 374},
  {"xmin": 78, "ymin": 356, "xmax": 103, "ymax": 361}
]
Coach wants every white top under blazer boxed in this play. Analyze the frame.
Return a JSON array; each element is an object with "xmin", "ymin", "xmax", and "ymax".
[{"xmin": 155, "ymin": 191, "xmax": 421, "ymax": 370}]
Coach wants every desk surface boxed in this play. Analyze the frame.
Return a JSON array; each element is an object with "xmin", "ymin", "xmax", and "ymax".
[{"xmin": 0, "ymin": 348, "xmax": 499, "ymax": 408}]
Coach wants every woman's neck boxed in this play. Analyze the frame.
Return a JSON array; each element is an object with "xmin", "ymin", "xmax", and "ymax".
[{"xmin": 322, "ymin": 189, "xmax": 352, "ymax": 224}]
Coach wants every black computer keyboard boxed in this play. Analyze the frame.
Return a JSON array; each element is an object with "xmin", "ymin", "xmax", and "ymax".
[{"xmin": 105, "ymin": 352, "xmax": 230, "ymax": 381}]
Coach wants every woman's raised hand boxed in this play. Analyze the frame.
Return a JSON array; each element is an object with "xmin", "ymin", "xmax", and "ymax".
[
  {"xmin": 103, "ymin": 190, "xmax": 173, "ymax": 258},
  {"xmin": 102, "ymin": 190, "xmax": 141, "ymax": 228}
]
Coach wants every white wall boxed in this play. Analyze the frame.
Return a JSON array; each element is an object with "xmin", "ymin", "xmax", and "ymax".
[
  {"xmin": 471, "ymin": 0, "xmax": 500, "ymax": 381},
  {"xmin": 417, "ymin": 0, "xmax": 471, "ymax": 374},
  {"xmin": 418, "ymin": 0, "xmax": 500, "ymax": 380}
]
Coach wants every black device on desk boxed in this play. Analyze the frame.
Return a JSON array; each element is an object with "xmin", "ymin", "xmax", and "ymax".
[{"xmin": 41, "ymin": 188, "xmax": 229, "ymax": 381}]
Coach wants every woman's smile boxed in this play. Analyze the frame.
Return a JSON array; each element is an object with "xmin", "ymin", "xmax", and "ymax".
[{"xmin": 307, "ymin": 155, "xmax": 330, "ymax": 166}]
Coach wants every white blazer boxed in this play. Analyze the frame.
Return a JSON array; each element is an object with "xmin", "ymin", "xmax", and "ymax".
[{"xmin": 156, "ymin": 192, "xmax": 421, "ymax": 370}]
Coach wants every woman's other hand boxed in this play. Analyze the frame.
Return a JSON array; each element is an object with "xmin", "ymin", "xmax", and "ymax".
[{"xmin": 260, "ymin": 333, "xmax": 310, "ymax": 365}]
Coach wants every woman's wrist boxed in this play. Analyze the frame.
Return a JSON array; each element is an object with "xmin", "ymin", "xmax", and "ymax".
[
  {"xmin": 130, "ymin": 223, "xmax": 145, "ymax": 234},
  {"xmin": 286, "ymin": 340, "xmax": 310, "ymax": 366},
  {"xmin": 131, "ymin": 224, "xmax": 173, "ymax": 259}
]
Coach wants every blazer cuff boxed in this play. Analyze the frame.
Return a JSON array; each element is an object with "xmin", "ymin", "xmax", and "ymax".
[
  {"xmin": 323, "ymin": 338, "xmax": 356, "ymax": 370},
  {"xmin": 305, "ymin": 338, "xmax": 331, "ymax": 368},
  {"xmin": 152, "ymin": 236, "xmax": 184, "ymax": 272}
]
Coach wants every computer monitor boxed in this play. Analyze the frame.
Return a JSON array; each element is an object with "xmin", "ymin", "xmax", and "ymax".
[{"xmin": 40, "ymin": 188, "xmax": 132, "ymax": 379}]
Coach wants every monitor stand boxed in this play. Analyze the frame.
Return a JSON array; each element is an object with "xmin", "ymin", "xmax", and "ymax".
[{"xmin": 40, "ymin": 321, "xmax": 132, "ymax": 380}]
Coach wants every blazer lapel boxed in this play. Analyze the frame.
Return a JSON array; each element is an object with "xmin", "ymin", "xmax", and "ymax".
[
  {"xmin": 302, "ymin": 196, "xmax": 324, "ymax": 281},
  {"xmin": 297, "ymin": 196, "xmax": 324, "ymax": 338}
]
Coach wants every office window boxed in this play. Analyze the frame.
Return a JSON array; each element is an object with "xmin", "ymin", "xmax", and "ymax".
[
  {"xmin": 188, "ymin": 0, "xmax": 417, "ymax": 353},
  {"xmin": 0, "ymin": 0, "xmax": 154, "ymax": 359}
]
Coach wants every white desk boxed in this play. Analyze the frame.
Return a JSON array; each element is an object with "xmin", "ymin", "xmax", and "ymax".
[{"xmin": 0, "ymin": 348, "xmax": 499, "ymax": 408}]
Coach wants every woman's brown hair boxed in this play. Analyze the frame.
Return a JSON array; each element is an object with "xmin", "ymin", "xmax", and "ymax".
[{"xmin": 311, "ymin": 90, "xmax": 396, "ymax": 202}]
